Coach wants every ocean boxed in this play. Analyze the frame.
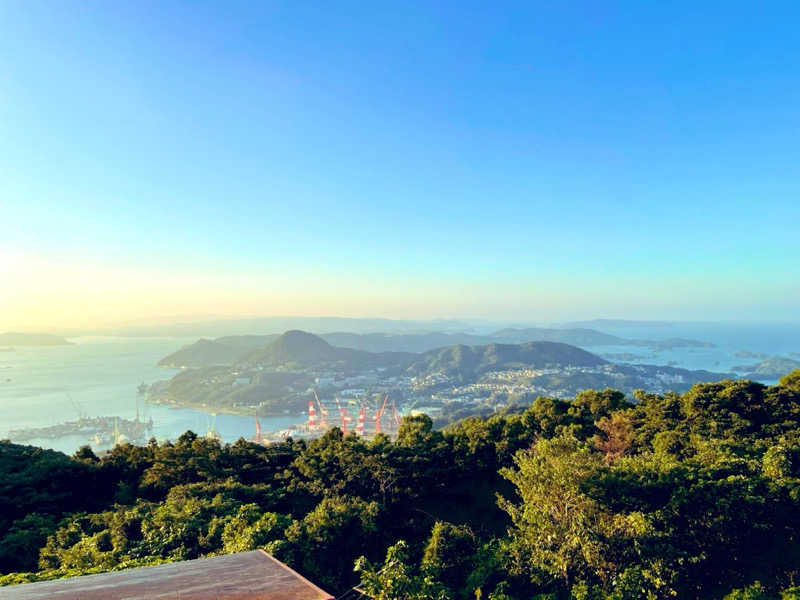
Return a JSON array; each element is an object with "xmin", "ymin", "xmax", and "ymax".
[
  {"xmin": 586, "ymin": 321, "xmax": 800, "ymax": 380},
  {"xmin": 0, "ymin": 337, "xmax": 301, "ymax": 454}
]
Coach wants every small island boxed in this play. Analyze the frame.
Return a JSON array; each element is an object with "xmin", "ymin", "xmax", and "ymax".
[
  {"xmin": 732, "ymin": 356, "xmax": 800, "ymax": 380},
  {"xmin": 0, "ymin": 332, "xmax": 72, "ymax": 346}
]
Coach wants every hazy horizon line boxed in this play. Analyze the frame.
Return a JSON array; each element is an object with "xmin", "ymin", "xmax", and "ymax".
[{"xmin": 5, "ymin": 314, "xmax": 800, "ymax": 336}]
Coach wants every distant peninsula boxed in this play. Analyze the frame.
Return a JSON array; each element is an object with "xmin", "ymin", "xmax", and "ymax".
[
  {"xmin": 149, "ymin": 330, "xmax": 732, "ymax": 418},
  {"xmin": 732, "ymin": 356, "xmax": 800, "ymax": 380},
  {"xmin": 158, "ymin": 327, "xmax": 714, "ymax": 369},
  {"xmin": 0, "ymin": 332, "xmax": 72, "ymax": 346}
]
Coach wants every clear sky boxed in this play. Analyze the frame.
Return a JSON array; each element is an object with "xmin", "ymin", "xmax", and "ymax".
[{"xmin": 1, "ymin": 1, "xmax": 798, "ymax": 330}]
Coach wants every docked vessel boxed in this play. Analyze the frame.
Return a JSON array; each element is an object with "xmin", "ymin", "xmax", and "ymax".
[{"xmin": 7, "ymin": 415, "xmax": 154, "ymax": 446}]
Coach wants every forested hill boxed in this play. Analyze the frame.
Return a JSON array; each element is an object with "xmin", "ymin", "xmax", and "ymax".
[
  {"xmin": 234, "ymin": 330, "xmax": 416, "ymax": 370},
  {"xmin": 3, "ymin": 370, "xmax": 800, "ymax": 599},
  {"xmin": 157, "ymin": 327, "xmax": 649, "ymax": 368},
  {"xmin": 407, "ymin": 341, "xmax": 606, "ymax": 380},
  {"xmin": 733, "ymin": 356, "xmax": 800, "ymax": 379},
  {"xmin": 159, "ymin": 330, "xmax": 605, "ymax": 376},
  {"xmin": 158, "ymin": 335, "xmax": 279, "ymax": 367}
]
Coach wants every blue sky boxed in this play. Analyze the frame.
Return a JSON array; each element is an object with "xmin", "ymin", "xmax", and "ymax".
[{"xmin": 1, "ymin": 1, "xmax": 798, "ymax": 328}]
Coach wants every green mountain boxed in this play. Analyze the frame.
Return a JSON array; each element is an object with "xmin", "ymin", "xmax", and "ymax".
[
  {"xmin": 407, "ymin": 341, "xmax": 607, "ymax": 381},
  {"xmin": 158, "ymin": 335, "xmax": 278, "ymax": 367},
  {"xmin": 235, "ymin": 330, "xmax": 415, "ymax": 370},
  {"xmin": 732, "ymin": 356, "xmax": 800, "ymax": 379},
  {"xmin": 158, "ymin": 326, "xmax": 697, "ymax": 368},
  {"xmin": 221, "ymin": 332, "xmax": 608, "ymax": 376},
  {"xmin": 0, "ymin": 332, "xmax": 72, "ymax": 346}
]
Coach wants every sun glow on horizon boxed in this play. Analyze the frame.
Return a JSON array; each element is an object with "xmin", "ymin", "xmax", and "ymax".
[{"xmin": 2, "ymin": 247, "xmax": 798, "ymax": 332}]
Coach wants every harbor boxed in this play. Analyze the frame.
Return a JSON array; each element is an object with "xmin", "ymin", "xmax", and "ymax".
[
  {"xmin": 7, "ymin": 415, "xmax": 153, "ymax": 446},
  {"xmin": 0, "ymin": 338, "xmax": 399, "ymax": 454},
  {"xmin": 251, "ymin": 392, "xmax": 405, "ymax": 444}
]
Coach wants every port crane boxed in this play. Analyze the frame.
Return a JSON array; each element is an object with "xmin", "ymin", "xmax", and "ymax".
[
  {"xmin": 334, "ymin": 396, "xmax": 352, "ymax": 435},
  {"xmin": 299, "ymin": 392, "xmax": 403, "ymax": 439},
  {"xmin": 308, "ymin": 400, "xmax": 318, "ymax": 429},
  {"xmin": 356, "ymin": 405, "xmax": 366, "ymax": 436},
  {"xmin": 373, "ymin": 395, "xmax": 389, "ymax": 435},
  {"xmin": 66, "ymin": 392, "xmax": 85, "ymax": 420},
  {"xmin": 206, "ymin": 413, "xmax": 221, "ymax": 441},
  {"xmin": 313, "ymin": 390, "xmax": 329, "ymax": 429},
  {"xmin": 391, "ymin": 398, "xmax": 402, "ymax": 430},
  {"xmin": 254, "ymin": 413, "xmax": 262, "ymax": 444}
]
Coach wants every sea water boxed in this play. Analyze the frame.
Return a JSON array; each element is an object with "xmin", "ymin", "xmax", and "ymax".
[
  {"xmin": 0, "ymin": 337, "xmax": 302, "ymax": 454},
  {"xmin": 588, "ymin": 321, "xmax": 800, "ymax": 383}
]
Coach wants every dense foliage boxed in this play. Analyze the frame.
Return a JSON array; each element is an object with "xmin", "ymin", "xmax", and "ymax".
[
  {"xmin": 3, "ymin": 370, "xmax": 800, "ymax": 599},
  {"xmin": 154, "ymin": 366, "xmax": 313, "ymax": 414}
]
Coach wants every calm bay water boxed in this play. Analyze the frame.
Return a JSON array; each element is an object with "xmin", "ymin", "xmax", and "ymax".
[
  {"xmin": 0, "ymin": 337, "xmax": 302, "ymax": 454},
  {"xmin": 589, "ymin": 321, "xmax": 800, "ymax": 384}
]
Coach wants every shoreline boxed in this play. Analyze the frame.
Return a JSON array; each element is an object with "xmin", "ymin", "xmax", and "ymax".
[{"xmin": 146, "ymin": 397, "xmax": 304, "ymax": 420}]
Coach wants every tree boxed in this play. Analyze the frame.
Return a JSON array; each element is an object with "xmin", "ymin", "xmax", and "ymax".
[
  {"xmin": 724, "ymin": 582, "xmax": 771, "ymax": 600},
  {"xmin": 592, "ymin": 412, "xmax": 635, "ymax": 463},
  {"xmin": 355, "ymin": 540, "xmax": 450, "ymax": 600},
  {"xmin": 498, "ymin": 434, "xmax": 620, "ymax": 594},
  {"xmin": 421, "ymin": 522, "xmax": 477, "ymax": 598},
  {"xmin": 73, "ymin": 446, "xmax": 99, "ymax": 463},
  {"xmin": 221, "ymin": 504, "xmax": 290, "ymax": 553},
  {"xmin": 779, "ymin": 370, "xmax": 800, "ymax": 392},
  {"xmin": 281, "ymin": 495, "xmax": 382, "ymax": 591}
]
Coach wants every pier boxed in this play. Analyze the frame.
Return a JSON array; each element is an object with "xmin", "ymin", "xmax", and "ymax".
[{"xmin": 7, "ymin": 416, "xmax": 153, "ymax": 445}]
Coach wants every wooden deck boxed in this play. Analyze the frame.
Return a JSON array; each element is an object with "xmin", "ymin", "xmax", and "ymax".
[{"xmin": 0, "ymin": 550, "xmax": 334, "ymax": 600}]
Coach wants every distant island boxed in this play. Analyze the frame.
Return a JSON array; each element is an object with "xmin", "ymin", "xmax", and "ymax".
[
  {"xmin": 564, "ymin": 319, "xmax": 675, "ymax": 328},
  {"xmin": 600, "ymin": 352, "xmax": 649, "ymax": 361},
  {"xmin": 735, "ymin": 350, "xmax": 770, "ymax": 360},
  {"xmin": 0, "ymin": 332, "xmax": 72, "ymax": 346},
  {"xmin": 148, "ymin": 330, "xmax": 731, "ymax": 419},
  {"xmin": 732, "ymin": 356, "xmax": 800, "ymax": 380},
  {"xmin": 630, "ymin": 337, "xmax": 715, "ymax": 351}
]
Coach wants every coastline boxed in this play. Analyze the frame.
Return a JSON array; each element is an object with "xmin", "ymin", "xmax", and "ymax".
[{"xmin": 146, "ymin": 396, "xmax": 302, "ymax": 419}]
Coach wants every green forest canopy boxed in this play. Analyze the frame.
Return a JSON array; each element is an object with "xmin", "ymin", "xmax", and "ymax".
[{"xmin": 3, "ymin": 370, "xmax": 800, "ymax": 599}]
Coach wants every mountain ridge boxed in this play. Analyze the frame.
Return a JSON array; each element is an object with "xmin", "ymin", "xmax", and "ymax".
[
  {"xmin": 157, "ymin": 327, "xmax": 708, "ymax": 368},
  {"xmin": 234, "ymin": 330, "xmax": 417, "ymax": 371},
  {"xmin": 407, "ymin": 341, "xmax": 607, "ymax": 381}
]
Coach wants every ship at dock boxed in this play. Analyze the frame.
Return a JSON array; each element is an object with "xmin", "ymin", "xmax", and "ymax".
[
  {"xmin": 5, "ymin": 392, "xmax": 156, "ymax": 448},
  {"xmin": 7, "ymin": 415, "xmax": 153, "ymax": 446}
]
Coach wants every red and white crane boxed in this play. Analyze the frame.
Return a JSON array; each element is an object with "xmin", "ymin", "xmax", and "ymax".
[
  {"xmin": 308, "ymin": 400, "xmax": 317, "ymax": 430},
  {"xmin": 356, "ymin": 405, "xmax": 366, "ymax": 436},
  {"xmin": 391, "ymin": 398, "xmax": 402, "ymax": 431},
  {"xmin": 313, "ymin": 390, "xmax": 329, "ymax": 429},
  {"xmin": 334, "ymin": 396, "xmax": 352, "ymax": 435},
  {"xmin": 373, "ymin": 394, "xmax": 389, "ymax": 435}
]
